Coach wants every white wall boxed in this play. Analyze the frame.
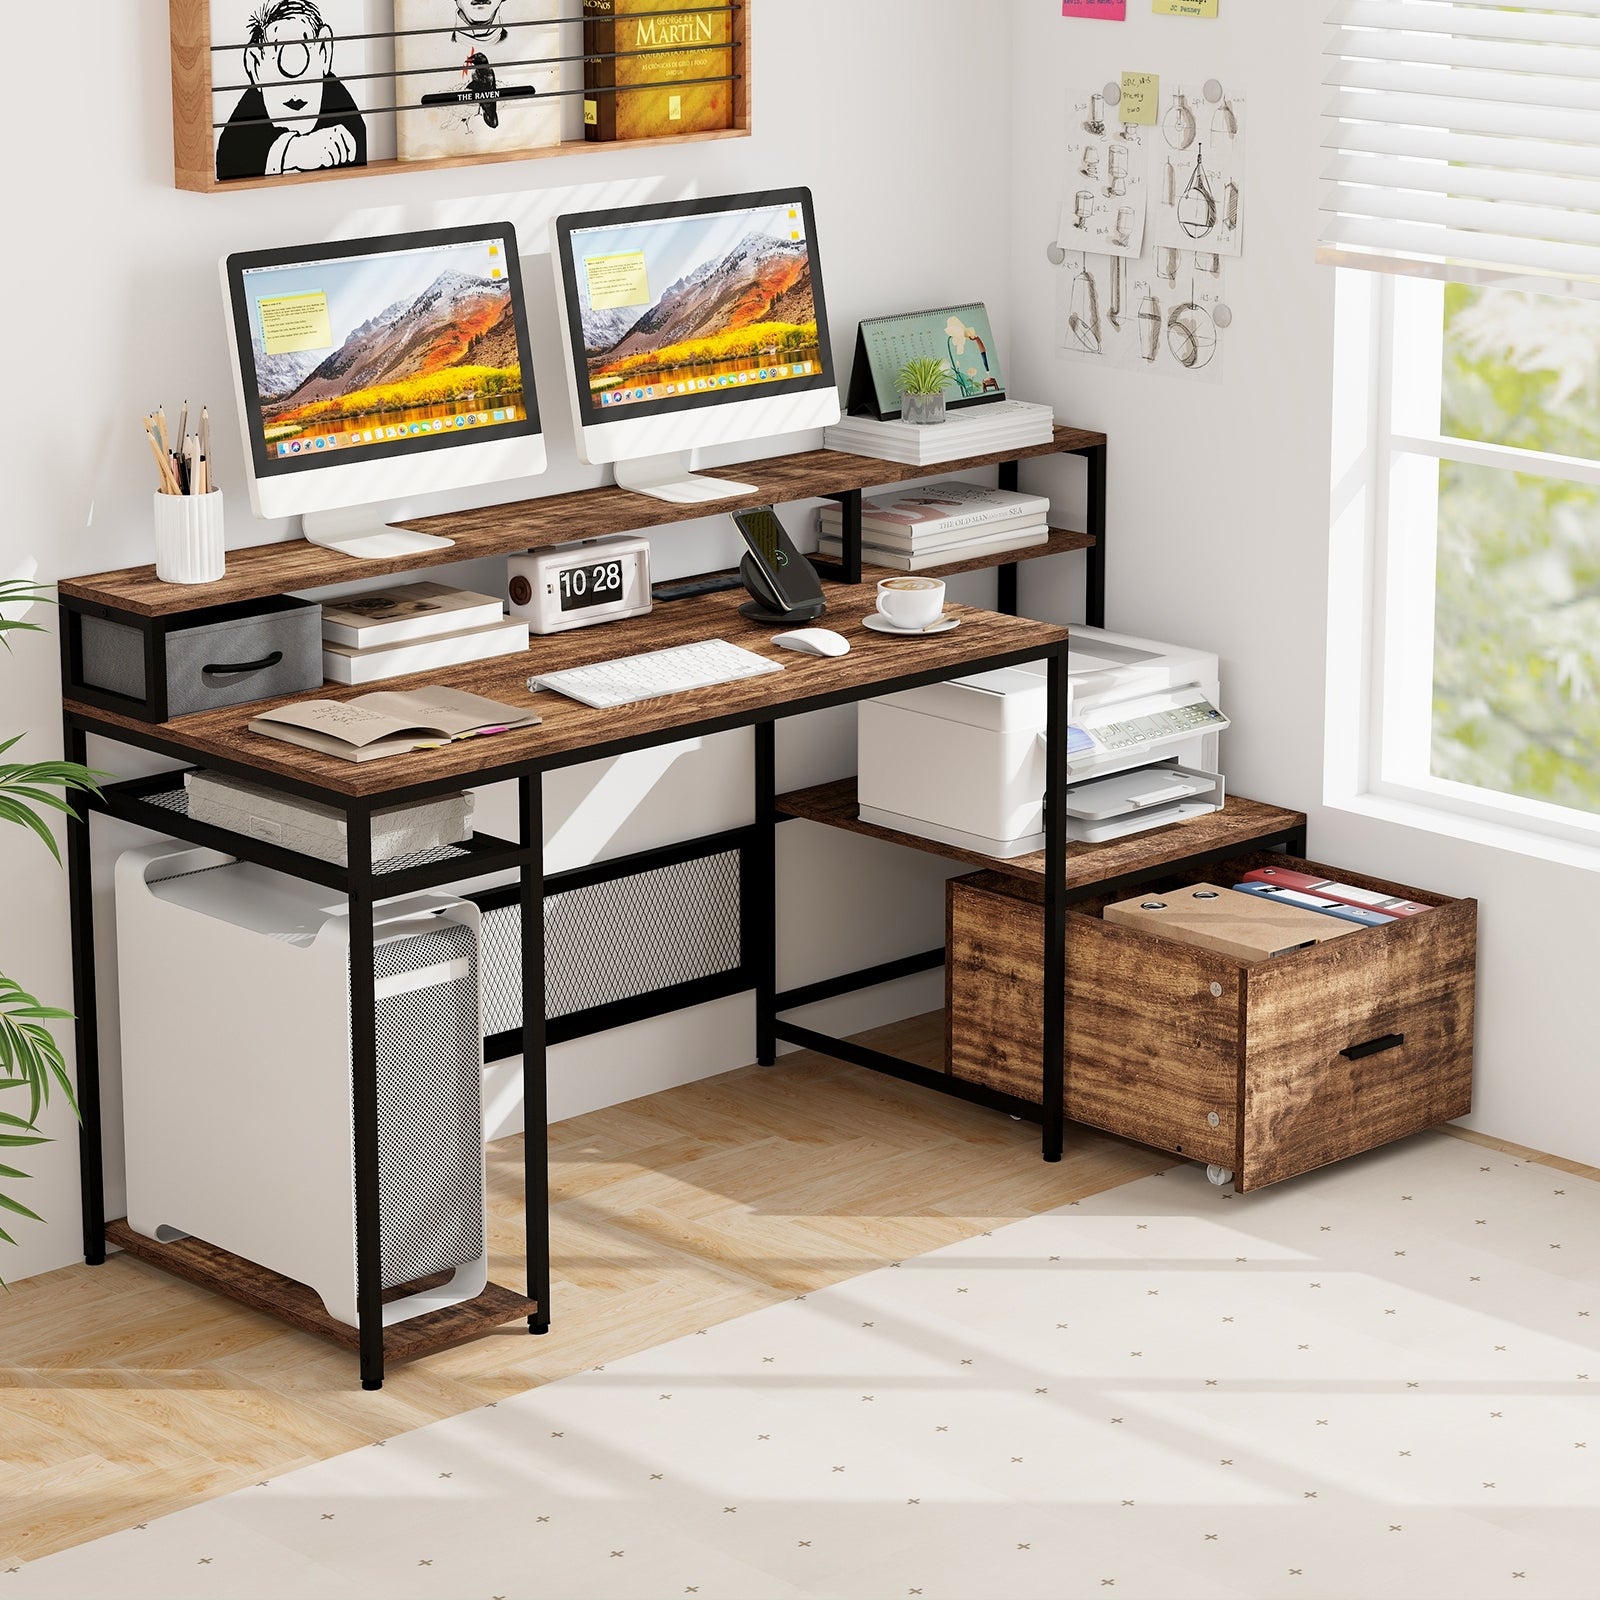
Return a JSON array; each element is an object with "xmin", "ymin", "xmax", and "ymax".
[
  {"xmin": 0, "ymin": 0, "xmax": 1015, "ymax": 1282},
  {"xmin": 1010, "ymin": 2, "xmax": 1600, "ymax": 1166}
]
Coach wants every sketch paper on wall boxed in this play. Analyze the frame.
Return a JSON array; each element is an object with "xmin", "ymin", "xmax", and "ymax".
[
  {"xmin": 1059, "ymin": 89, "xmax": 1149, "ymax": 260},
  {"xmin": 1056, "ymin": 246, "xmax": 1224, "ymax": 383},
  {"xmin": 395, "ymin": 0, "xmax": 562, "ymax": 161},
  {"xmin": 210, "ymin": 0, "xmax": 396, "ymax": 181},
  {"xmin": 1148, "ymin": 83, "xmax": 1245, "ymax": 259}
]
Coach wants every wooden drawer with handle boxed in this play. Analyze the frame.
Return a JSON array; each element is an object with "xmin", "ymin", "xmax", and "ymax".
[{"xmin": 946, "ymin": 853, "xmax": 1476, "ymax": 1191}]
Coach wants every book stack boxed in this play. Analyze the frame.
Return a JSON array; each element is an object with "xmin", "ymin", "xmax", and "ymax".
[
  {"xmin": 320, "ymin": 582, "xmax": 529, "ymax": 686},
  {"xmin": 814, "ymin": 481, "xmax": 1053, "ymax": 574},
  {"xmin": 825, "ymin": 400, "xmax": 1057, "ymax": 467}
]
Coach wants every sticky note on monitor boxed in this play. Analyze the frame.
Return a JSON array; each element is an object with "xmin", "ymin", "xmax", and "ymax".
[
  {"xmin": 1153, "ymin": 0, "xmax": 1218, "ymax": 15},
  {"xmin": 585, "ymin": 250, "xmax": 651, "ymax": 311},
  {"xmin": 258, "ymin": 291, "xmax": 333, "ymax": 356},
  {"xmin": 1119, "ymin": 72, "xmax": 1159, "ymax": 123}
]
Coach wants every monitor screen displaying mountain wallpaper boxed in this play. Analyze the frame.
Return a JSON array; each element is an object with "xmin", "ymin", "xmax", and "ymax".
[
  {"xmin": 238, "ymin": 234, "xmax": 528, "ymax": 469},
  {"xmin": 565, "ymin": 195, "xmax": 829, "ymax": 422}
]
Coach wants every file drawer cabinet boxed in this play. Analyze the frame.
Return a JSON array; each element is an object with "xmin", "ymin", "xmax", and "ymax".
[{"xmin": 947, "ymin": 853, "xmax": 1477, "ymax": 1190}]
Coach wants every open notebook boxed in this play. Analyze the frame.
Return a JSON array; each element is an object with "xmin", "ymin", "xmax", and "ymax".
[{"xmin": 249, "ymin": 686, "xmax": 540, "ymax": 763}]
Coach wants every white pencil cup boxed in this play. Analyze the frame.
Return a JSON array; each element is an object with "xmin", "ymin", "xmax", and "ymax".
[{"xmin": 154, "ymin": 490, "xmax": 225, "ymax": 584}]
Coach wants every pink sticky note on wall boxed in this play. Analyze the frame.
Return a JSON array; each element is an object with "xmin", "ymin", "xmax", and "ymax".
[{"xmin": 1062, "ymin": 0, "xmax": 1127, "ymax": 16}]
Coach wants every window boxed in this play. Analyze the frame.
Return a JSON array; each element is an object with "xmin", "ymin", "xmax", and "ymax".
[{"xmin": 1362, "ymin": 273, "xmax": 1600, "ymax": 841}]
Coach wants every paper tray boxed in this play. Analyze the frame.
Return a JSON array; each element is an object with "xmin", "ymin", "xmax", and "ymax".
[{"xmin": 1062, "ymin": 764, "xmax": 1225, "ymax": 844}]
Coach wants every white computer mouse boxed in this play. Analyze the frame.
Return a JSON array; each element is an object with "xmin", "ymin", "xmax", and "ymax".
[{"xmin": 772, "ymin": 627, "xmax": 850, "ymax": 658}]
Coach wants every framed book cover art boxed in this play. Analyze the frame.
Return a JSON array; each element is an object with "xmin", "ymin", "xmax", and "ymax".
[
  {"xmin": 394, "ymin": 0, "xmax": 562, "ymax": 160},
  {"xmin": 583, "ymin": 0, "xmax": 736, "ymax": 142},
  {"xmin": 209, "ymin": 0, "xmax": 396, "ymax": 182},
  {"xmin": 847, "ymin": 304, "xmax": 1007, "ymax": 420}
]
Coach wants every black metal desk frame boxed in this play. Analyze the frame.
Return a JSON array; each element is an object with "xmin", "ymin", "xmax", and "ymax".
[
  {"xmin": 59, "ymin": 440, "xmax": 1106, "ymax": 1390},
  {"xmin": 62, "ymin": 618, "xmax": 1076, "ymax": 1391}
]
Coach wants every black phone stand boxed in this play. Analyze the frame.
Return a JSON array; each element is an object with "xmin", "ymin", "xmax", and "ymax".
[{"xmin": 737, "ymin": 552, "xmax": 827, "ymax": 626}]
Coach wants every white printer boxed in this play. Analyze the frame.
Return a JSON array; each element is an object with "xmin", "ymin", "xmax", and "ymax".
[{"xmin": 857, "ymin": 626, "xmax": 1229, "ymax": 857}]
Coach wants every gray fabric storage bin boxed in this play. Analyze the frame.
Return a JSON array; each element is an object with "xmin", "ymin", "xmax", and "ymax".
[{"xmin": 81, "ymin": 597, "xmax": 322, "ymax": 718}]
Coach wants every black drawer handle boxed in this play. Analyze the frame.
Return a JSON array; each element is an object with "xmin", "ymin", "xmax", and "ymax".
[
  {"xmin": 1341, "ymin": 1032, "xmax": 1405, "ymax": 1062},
  {"xmin": 203, "ymin": 651, "xmax": 283, "ymax": 676}
]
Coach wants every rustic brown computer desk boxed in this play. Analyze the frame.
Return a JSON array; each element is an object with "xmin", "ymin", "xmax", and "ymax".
[{"xmin": 57, "ymin": 435, "xmax": 1309, "ymax": 1388}]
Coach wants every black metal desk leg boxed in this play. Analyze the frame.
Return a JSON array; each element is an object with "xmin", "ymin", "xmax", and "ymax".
[
  {"xmin": 838, "ymin": 489, "xmax": 863, "ymax": 587},
  {"xmin": 753, "ymin": 721, "xmax": 777, "ymax": 1066},
  {"xmin": 1084, "ymin": 442, "xmax": 1107, "ymax": 630},
  {"xmin": 1041, "ymin": 645, "xmax": 1069, "ymax": 1164},
  {"xmin": 996, "ymin": 463, "xmax": 1020, "ymax": 614},
  {"xmin": 521, "ymin": 773, "xmax": 551, "ymax": 1335},
  {"xmin": 347, "ymin": 809, "xmax": 385, "ymax": 1390},
  {"xmin": 62, "ymin": 717, "xmax": 105, "ymax": 1265}
]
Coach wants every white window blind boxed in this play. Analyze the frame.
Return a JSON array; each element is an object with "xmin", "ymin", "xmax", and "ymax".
[{"xmin": 1321, "ymin": 1, "xmax": 1600, "ymax": 292}]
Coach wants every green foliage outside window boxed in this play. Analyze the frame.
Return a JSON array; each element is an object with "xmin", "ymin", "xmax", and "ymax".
[{"xmin": 1432, "ymin": 286, "xmax": 1600, "ymax": 813}]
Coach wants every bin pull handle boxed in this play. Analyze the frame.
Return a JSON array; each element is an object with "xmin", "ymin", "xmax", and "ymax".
[
  {"xmin": 203, "ymin": 651, "xmax": 283, "ymax": 676},
  {"xmin": 1341, "ymin": 1032, "xmax": 1405, "ymax": 1062}
]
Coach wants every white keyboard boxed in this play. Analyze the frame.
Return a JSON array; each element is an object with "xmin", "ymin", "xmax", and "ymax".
[{"xmin": 527, "ymin": 638, "xmax": 783, "ymax": 709}]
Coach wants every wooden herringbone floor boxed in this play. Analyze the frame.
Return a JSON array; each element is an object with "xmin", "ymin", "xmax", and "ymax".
[{"xmin": 0, "ymin": 1015, "xmax": 1173, "ymax": 1566}]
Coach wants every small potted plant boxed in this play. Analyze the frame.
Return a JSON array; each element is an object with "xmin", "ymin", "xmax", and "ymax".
[{"xmin": 896, "ymin": 357, "xmax": 951, "ymax": 425}]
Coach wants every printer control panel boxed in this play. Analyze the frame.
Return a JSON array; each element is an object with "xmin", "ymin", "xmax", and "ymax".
[{"xmin": 1072, "ymin": 688, "xmax": 1230, "ymax": 756}]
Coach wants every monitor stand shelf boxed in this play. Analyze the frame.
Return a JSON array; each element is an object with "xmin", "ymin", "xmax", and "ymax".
[{"xmin": 59, "ymin": 428, "xmax": 1107, "ymax": 621}]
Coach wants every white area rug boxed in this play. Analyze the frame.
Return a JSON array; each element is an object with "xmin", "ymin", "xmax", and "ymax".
[{"xmin": 9, "ymin": 1132, "xmax": 1600, "ymax": 1600}]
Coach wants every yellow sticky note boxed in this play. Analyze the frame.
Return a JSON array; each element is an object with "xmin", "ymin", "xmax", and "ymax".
[
  {"xmin": 584, "ymin": 250, "xmax": 651, "ymax": 311},
  {"xmin": 258, "ymin": 292, "xmax": 332, "ymax": 357},
  {"xmin": 1119, "ymin": 71, "xmax": 1159, "ymax": 124},
  {"xmin": 1154, "ymin": 0, "xmax": 1218, "ymax": 14}
]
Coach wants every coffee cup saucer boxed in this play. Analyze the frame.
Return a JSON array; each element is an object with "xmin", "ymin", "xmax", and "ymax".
[{"xmin": 862, "ymin": 612, "xmax": 962, "ymax": 637}]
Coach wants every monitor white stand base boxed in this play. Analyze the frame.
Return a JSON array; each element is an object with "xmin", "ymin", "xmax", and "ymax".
[
  {"xmin": 302, "ymin": 510, "xmax": 455, "ymax": 561},
  {"xmin": 613, "ymin": 452, "xmax": 759, "ymax": 505}
]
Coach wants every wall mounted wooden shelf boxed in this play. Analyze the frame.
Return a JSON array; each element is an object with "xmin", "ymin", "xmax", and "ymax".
[{"xmin": 169, "ymin": 0, "xmax": 750, "ymax": 194}]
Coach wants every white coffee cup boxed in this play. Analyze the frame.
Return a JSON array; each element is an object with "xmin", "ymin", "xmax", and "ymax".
[{"xmin": 876, "ymin": 576, "xmax": 946, "ymax": 630}]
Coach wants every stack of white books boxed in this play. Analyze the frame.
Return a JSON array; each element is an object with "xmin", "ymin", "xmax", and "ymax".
[
  {"xmin": 814, "ymin": 480, "xmax": 1052, "ymax": 574},
  {"xmin": 320, "ymin": 581, "xmax": 529, "ymax": 686},
  {"xmin": 824, "ymin": 399, "xmax": 1056, "ymax": 466}
]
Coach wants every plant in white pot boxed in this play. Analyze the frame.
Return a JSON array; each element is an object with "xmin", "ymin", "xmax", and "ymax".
[
  {"xmin": 897, "ymin": 357, "xmax": 952, "ymax": 425},
  {"xmin": 0, "ymin": 580, "xmax": 101, "ymax": 1284}
]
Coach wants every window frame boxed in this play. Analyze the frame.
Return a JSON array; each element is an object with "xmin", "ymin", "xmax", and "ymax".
[{"xmin": 1350, "ymin": 270, "xmax": 1600, "ymax": 850}]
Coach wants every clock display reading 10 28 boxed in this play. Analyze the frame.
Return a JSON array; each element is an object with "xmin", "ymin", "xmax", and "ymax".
[{"xmin": 558, "ymin": 558, "xmax": 625, "ymax": 611}]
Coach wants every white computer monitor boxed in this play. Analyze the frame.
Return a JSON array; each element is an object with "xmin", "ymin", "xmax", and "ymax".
[
  {"xmin": 550, "ymin": 187, "xmax": 840, "ymax": 504},
  {"xmin": 222, "ymin": 223, "xmax": 546, "ymax": 559}
]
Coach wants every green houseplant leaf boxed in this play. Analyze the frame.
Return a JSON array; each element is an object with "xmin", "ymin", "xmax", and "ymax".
[
  {"xmin": 895, "ymin": 356, "xmax": 952, "ymax": 398},
  {"xmin": 0, "ymin": 581, "xmax": 101, "ymax": 1283}
]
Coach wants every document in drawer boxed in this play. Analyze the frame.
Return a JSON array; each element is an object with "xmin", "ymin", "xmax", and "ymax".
[{"xmin": 1104, "ymin": 882, "xmax": 1357, "ymax": 962}]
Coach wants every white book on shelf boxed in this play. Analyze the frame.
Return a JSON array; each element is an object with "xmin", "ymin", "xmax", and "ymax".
[
  {"xmin": 818, "ymin": 511, "xmax": 1050, "ymax": 554},
  {"xmin": 320, "ymin": 582, "xmax": 509, "ymax": 649},
  {"xmin": 824, "ymin": 421, "xmax": 1058, "ymax": 466},
  {"xmin": 820, "ymin": 479, "xmax": 1049, "ymax": 535},
  {"xmin": 322, "ymin": 616, "xmax": 530, "ymax": 686},
  {"xmin": 816, "ymin": 525, "xmax": 1050, "ymax": 572}
]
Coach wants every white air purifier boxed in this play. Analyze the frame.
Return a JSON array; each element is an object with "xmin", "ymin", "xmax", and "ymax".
[{"xmin": 115, "ymin": 841, "xmax": 488, "ymax": 1329}]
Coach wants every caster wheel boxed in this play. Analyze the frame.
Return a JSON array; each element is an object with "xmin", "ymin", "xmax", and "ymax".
[{"xmin": 1205, "ymin": 1164, "xmax": 1233, "ymax": 1187}]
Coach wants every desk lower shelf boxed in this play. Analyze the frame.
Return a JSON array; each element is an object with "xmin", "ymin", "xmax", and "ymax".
[
  {"xmin": 775, "ymin": 780, "xmax": 1307, "ymax": 897},
  {"xmin": 105, "ymin": 1221, "xmax": 537, "ymax": 1364}
]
